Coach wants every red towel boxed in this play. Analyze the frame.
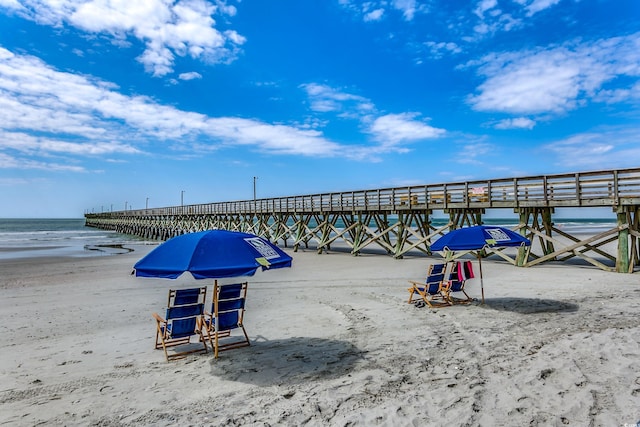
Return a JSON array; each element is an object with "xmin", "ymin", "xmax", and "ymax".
[{"xmin": 457, "ymin": 261, "xmax": 475, "ymax": 281}]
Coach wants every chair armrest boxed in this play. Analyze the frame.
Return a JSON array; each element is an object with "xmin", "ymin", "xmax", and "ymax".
[
  {"xmin": 440, "ymin": 280, "xmax": 452, "ymax": 290},
  {"xmin": 152, "ymin": 312, "xmax": 166, "ymax": 323}
]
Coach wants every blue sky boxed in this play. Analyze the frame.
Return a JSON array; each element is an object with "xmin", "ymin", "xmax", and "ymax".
[{"xmin": 0, "ymin": 0, "xmax": 639, "ymax": 218}]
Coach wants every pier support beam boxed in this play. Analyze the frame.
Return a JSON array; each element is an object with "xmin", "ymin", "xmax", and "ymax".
[
  {"xmin": 352, "ymin": 212, "xmax": 364, "ymax": 256},
  {"xmin": 394, "ymin": 212, "xmax": 406, "ymax": 259},
  {"xmin": 446, "ymin": 209, "xmax": 483, "ymax": 230},
  {"xmin": 616, "ymin": 205, "xmax": 639, "ymax": 273},
  {"xmin": 617, "ymin": 209, "xmax": 629, "ymax": 273},
  {"xmin": 516, "ymin": 208, "xmax": 555, "ymax": 266}
]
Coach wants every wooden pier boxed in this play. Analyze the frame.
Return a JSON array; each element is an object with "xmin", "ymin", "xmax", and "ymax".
[{"xmin": 85, "ymin": 168, "xmax": 640, "ymax": 273}]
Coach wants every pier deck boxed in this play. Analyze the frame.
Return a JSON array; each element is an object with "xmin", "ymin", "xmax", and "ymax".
[{"xmin": 85, "ymin": 168, "xmax": 640, "ymax": 273}]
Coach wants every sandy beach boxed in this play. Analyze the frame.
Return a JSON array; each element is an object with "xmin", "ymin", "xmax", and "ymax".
[{"xmin": 1, "ymin": 244, "xmax": 639, "ymax": 426}]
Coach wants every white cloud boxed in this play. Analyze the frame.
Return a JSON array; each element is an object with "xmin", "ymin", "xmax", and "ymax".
[
  {"xmin": 474, "ymin": 0, "xmax": 498, "ymax": 18},
  {"xmin": 202, "ymin": 117, "xmax": 343, "ymax": 156},
  {"xmin": 543, "ymin": 130, "xmax": 640, "ymax": 169},
  {"xmin": 594, "ymin": 81, "xmax": 640, "ymax": 104},
  {"xmin": 471, "ymin": 49, "xmax": 582, "ymax": 113},
  {"xmin": 393, "ymin": 0, "xmax": 417, "ymax": 21},
  {"xmin": 522, "ymin": 0, "xmax": 562, "ymax": 16},
  {"xmin": 6, "ymin": 0, "xmax": 245, "ymax": 76},
  {"xmin": 368, "ymin": 113, "xmax": 445, "ymax": 147},
  {"xmin": 0, "ymin": 152, "xmax": 86, "ymax": 171},
  {"xmin": 472, "ymin": 11, "xmax": 522, "ymax": 37},
  {"xmin": 0, "ymin": 131, "xmax": 140, "ymax": 155},
  {"xmin": 301, "ymin": 83, "xmax": 374, "ymax": 116},
  {"xmin": 424, "ymin": 41, "xmax": 462, "ymax": 58},
  {"xmin": 0, "ymin": 47, "xmax": 454, "ymax": 171},
  {"xmin": 494, "ymin": 117, "xmax": 536, "ymax": 129},
  {"xmin": 468, "ymin": 33, "xmax": 640, "ymax": 115},
  {"xmin": 301, "ymin": 83, "xmax": 447, "ymax": 153},
  {"xmin": 470, "ymin": 0, "xmax": 564, "ymax": 39},
  {"xmin": 339, "ymin": 0, "xmax": 428, "ymax": 22},
  {"xmin": 0, "ymin": 0, "xmax": 21, "ymax": 9},
  {"xmin": 364, "ymin": 8, "xmax": 384, "ymax": 22},
  {"xmin": 178, "ymin": 71, "xmax": 202, "ymax": 80},
  {"xmin": 0, "ymin": 48, "xmax": 393, "ymax": 172},
  {"xmin": 456, "ymin": 142, "xmax": 494, "ymax": 164}
]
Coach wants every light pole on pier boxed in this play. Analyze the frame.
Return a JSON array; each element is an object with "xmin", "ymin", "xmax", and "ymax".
[
  {"xmin": 181, "ymin": 190, "xmax": 185, "ymax": 207},
  {"xmin": 253, "ymin": 176, "xmax": 258, "ymax": 214},
  {"xmin": 253, "ymin": 176, "xmax": 258, "ymax": 201},
  {"xmin": 146, "ymin": 197, "xmax": 149, "ymax": 209}
]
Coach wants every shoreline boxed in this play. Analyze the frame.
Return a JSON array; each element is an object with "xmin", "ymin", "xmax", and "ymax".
[
  {"xmin": 0, "ymin": 245, "xmax": 67, "ymax": 252},
  {"xmin": 1, "ymin": 244, "xmax": 639, "ymax": 425},
  {"xmin": 0, "ymin": 242, "xmax": 152, "ymax": 261}
]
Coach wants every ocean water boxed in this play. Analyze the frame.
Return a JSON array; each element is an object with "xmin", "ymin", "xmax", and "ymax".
[{"xmin": 0, "ymin": 218, "xmax": 144, "ymax": 260}]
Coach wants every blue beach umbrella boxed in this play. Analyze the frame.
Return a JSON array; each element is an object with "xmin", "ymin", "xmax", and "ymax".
[
  {"xmin": 429, "ymin": 225, "xmax": 531, "ymax": 303},
  {"xmin": 133, "ymin": 229, "xmax": 292, "ymax": 279}
]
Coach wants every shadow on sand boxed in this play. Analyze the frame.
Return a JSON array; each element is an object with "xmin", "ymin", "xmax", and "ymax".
[
  {"xmin": 207, "ymin": 336, "xmax": 364, "ymax": 386},
  {"xmin": 479, "ymin": 297, "xmax": 579, "ymax": 314}
]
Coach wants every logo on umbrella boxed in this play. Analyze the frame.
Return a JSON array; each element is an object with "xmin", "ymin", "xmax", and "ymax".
[
  {"xmin": 486, "ymin": 228, "xmax": 511, "ymax": 242},
  {"xmin": 244, "ymin": 237, "xmax": 280, "ymax": 259}
]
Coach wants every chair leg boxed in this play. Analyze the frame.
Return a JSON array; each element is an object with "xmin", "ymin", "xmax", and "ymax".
[
  {"xmin": 211, "ymin": 327, "xmax": 251, "ymax": 358},
  {"xmin": 424, "ymin": 290, "xmax": 453, "ymax": 308},
  {"xmin": 156, "ymin": 333, "xmax": 170, "ymax": 362},
  {"xmin": 155, "ymin": 322, "xmax": 166, "ymax": 351},
  {"xmin": 448, "ymin": 287, "xmax": 473, "ymax": 304},
  {"xmin": 196, "ymin": 318, "xmax": 208, "ymax": 355},
  {"xmin": 240, "ymin": 325, "xmax": 250, "ymax": 347},
  {"xmin": 214, "ymin": 332, "xmax": 220, "ymax": 359},
  {"xmin": 153, "ymin": 318, "xmax": 171, "ymax": 361},
  {"xmin": 407, "ymin": 287, "xmax": 416, "ymax": 303},
  {"xmin": 453, "ymin": 289, "xmax": 473, "ymax": 303}
]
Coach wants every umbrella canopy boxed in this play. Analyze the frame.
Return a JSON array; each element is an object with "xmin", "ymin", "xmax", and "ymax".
[
  {"xmin": 429, "ymin": 225, "xmax": 531, "ymax": 304},
  {"xmin": 430, "ymin": 225, "xmax": 530, "ymax": 252},
  {"xmin": 133, "ymin": 230, "xmax": 292, "ymax": 279}
]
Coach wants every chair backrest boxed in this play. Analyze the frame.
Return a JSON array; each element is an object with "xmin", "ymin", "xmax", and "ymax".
[
  {"xmin": 165, "ymin": 287, "xmax": 206, "ymax": 338},
  {"xmin": 213, "ymin": 282, "xmax": 248, "ymax": 332},
  {"xmin": 425, "ymin": 263, "xmax": 447, "ymax": 293},
  {"xmin": 447, "ymin": 262, "xmax": 464, "ymax": 291},
  {"xmin": 172, "ymin": 287, "xmax": 205, "ymax": 306},
  {"xmin": 166, "ymin": 303, "xmax": 204, "ymax": 320}
]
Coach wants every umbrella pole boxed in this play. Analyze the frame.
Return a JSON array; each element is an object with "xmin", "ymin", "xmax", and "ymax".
[{"xmin": 478, "ymin": 254, "xmax": 485, "ymax": 304}]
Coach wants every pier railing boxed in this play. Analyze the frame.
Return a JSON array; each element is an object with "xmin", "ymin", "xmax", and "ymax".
[{"xmin": 88, "ymin": 168, "xmax": 640, "ymax": 217}]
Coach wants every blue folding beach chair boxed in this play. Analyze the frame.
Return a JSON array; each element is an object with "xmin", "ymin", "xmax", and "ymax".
[
  {"xmin": 204, "ymin": 281, "xmax": 250, "ymax": 358},
  {"xmin": 407, "ymin": 263, "xmax": 452, "ymax": 308},
  {"xmin": 446, "ymin": 261, "xmax": 474, "ymax": 304},
  {"xmin": 153, "ymin": 287, "xmax": 208, "ymax": 362}
]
